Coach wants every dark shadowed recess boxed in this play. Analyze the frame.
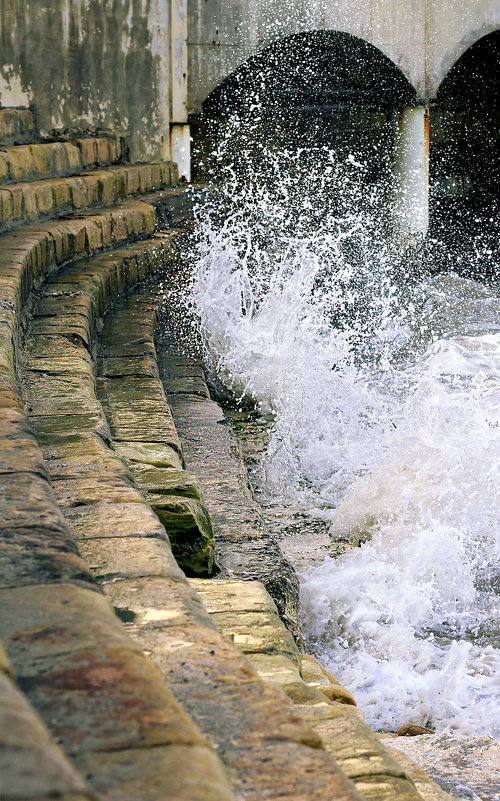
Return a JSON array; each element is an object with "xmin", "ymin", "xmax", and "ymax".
[
  {"xmin": 192, "ymin": 30, "xmax": 416, "ymax": 183},
  {"xmin": 430, "ymin": 30, "xmax": 500, "ymax": 278},
  {"xmin": 436, "ymin": 30, "xmax": 500, "ymax": 112}
]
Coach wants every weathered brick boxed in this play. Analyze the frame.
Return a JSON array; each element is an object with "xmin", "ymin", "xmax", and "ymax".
[
  {"xmin": 95, "ymin": 137, "xmax": 111, "ymax": 164},
  {"xmin": 80, "ymin": 173, "xmax": 101, "ymax": 206},
  {"xmin": 32, "ymin": 181, "xmax": 54, "ymax": 215},
  {"xmin": 76, "ymin": 138, "xmax": 97, "ymax": 169},
  {"xmin": 0, "ymin": 152, "xmax": 10, "ymax": 181},
  {"xmin": 74, "ymin": 744, "xmax": 234, "ymax": 801},
  {"xmin": 67, "ymin": 176, "xmax": 87, "ymax": 209},
  {"xmin": 51, "ymin": 177, "xmax": 72, "ymax": 209},
  {"xmin": 0, "ymin": 188, "xmax": 14, "ymax": 222},
  {"xmin": 7, "ymin": 146, "xmax": 36, "ymax": 181}
]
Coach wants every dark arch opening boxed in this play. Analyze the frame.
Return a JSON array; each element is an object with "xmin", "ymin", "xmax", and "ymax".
[
  {"xmin": 203, "ymin": 30, "xmax": 416, "ymax": 119},
  {"xmin": 430, "ymin": 30, "xmax": 499, "ymax": 276},
  {"xmin": 192, "ymin": 30, "xmax": 416, "ymax": 185},
  {"xmin": 436, "ymin": 30, "xmax": 499, "ymax": 112}
]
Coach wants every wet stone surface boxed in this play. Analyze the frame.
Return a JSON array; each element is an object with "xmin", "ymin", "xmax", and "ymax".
[
  {"xmin": 157, "ymin": 329, "xmax": 302, "ymax": 640},
  {"xmin": 385, "ymin": 734, "xmax": 500, "ymax": 801}
]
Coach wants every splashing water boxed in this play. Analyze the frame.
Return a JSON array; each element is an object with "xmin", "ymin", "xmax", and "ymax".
[{"xmin": 187, "ymin": 137, "xmax": 500, "ymax": 740}]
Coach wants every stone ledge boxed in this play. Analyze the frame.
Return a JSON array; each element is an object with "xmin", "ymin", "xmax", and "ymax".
[
  {"xmin": 0, "ymin": 191, "xmax": 235, "ymax": 800},
  {"xmin": 0, "ymin": 582, "xmax": 234, "ymax": 800},
  {"xmin": 157, "ymin": 323, "xmax": 302, "ymax": 638},
  {"xmin": 0, "ymin": 135, "xmax": 124, "ymax": 185},
  {"xmin": 74, "ymin": 744, "xmax": 235, "ymax": 801},
  {"xmin": 0, "ymin": 642, "xmax": 96, "ymax": 801},
  {"xmin": 0, "ymin": 161, "xmax": 178, "ymax": 233},
  {"xmin": 0, "ymin": 185, "xmax": 445, "ymax": 800},
  {"xmin": 36, "ymin": 278, "xmax": 362, "ymax": 799},
  {"xmin": 191, "ymin": 577, "xmax": 426, "ymax": 801},
  {"xmin": 96, "ymin": 292, "xmax": 215, "ymax": 576}
]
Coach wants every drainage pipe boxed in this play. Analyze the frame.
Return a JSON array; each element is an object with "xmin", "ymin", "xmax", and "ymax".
[{"xmin": 393, "ymin": 106, "xmax": 429, "ymax": 247}]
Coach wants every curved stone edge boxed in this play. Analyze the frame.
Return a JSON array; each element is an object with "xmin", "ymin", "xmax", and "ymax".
[
  {"xmin": 191, "ymin": 577, "xmax": 442, "ymax": 801},
  {"xmin": 22, "ymin": 245, "xmax": 363, "ymax": 799},
  {"xmin": 118, "ymin": 279, "xmax": 452, "ymax": 801},
  {"xmin": 96, "ymin": 293, "xmax": 215, "ymax": 576},
  {"xmin": 0, "ymin": 197, "xmax": 235, "ymax": 800},
  {"xmin": 0, "ymin": 641, "xmax": 96, "ymax": 801},
  {"xmin": 0, "ymin": 161, "xmax": 179, "ymax": 234},
  {"xmin": 156, "ymin": 323, "xmax": 302, "ymax": 639},
  {"xmin": 0, "ymin": 135, "xmax": 125, "ymax": 185},
  {"xmin": 1, "ymin": 199, "xmax": 163, "ymax": 592},
  {"xmin": 91, "ymin": 279, "xmax": 445, "ymax": 801}
]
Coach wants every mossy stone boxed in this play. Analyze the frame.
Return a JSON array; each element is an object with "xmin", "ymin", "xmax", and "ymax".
[{"xmin": 149, "ymin": 494, "xmax": 214, "ymax": 576}]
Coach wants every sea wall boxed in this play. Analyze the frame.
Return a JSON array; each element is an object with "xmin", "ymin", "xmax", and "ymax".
[{"xmin": 0, "ymin": 0, "xmax": 185, "ymax": 162}]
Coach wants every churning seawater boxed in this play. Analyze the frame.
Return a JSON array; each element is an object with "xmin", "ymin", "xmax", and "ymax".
[{"xmin": 185, "ymin": 139, "xmax": 499, "ymax": 796}]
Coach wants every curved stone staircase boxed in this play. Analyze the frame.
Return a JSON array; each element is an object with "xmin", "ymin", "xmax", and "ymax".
[{"xmin": 0, "ymin": 107, "xmax": 448, "ymax": 801}]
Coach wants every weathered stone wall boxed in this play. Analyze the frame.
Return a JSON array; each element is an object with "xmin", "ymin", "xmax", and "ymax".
[
  {"xmin": 0, "ymin": 0, "xmax": 174, "ymax": 161},
  {"xmin": 187, "ymin": 0, "xmax": 500, "ymax": 111}
]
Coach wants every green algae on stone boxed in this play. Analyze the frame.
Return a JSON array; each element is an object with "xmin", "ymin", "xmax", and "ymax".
[
  {"xmin": 149, "ymin": 493, "xmax": 215, "ymax": 576},
  {"xmin": 132, "ymin": 466, "xmax": 203, "ymax": 500},
  {"xmin": 114, "ymin": 442, "xmax": 183, "ymax": 471}
]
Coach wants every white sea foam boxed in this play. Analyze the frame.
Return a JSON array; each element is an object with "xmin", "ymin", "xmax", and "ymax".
[
  {"xmin": 188, "ymin": 145, "xmax": 500, "ymax": 737},
  {"xmin": 300, "ymin": 325, "xmax": 500, "ymax": 735}
]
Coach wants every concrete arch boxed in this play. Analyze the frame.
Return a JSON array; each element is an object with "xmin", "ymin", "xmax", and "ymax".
[
  {"xmin": 435, "ymin": 28, "xmax": 500, "ymax": 107},
  {"xmin": 433, "ymin": 24, "xmax": 500, "ymax": 95},
  {"xmin": 187, "ymin": 0, "xmax": 428, "ymax": 114},
  {"xmin": 188, "ymin": 0, "xmax": 500, "ymax": 112},
  {"xmin": 427, "ymin": 0, "xmax": 500, "ymax": 97},
  {"xmin": 202, "ymin": 30, "xmax": 417, "ymax": 119}
]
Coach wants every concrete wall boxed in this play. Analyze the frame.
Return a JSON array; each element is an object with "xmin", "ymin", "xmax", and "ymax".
[
  {"xmin": 188, "ymin": 0, "xmax": 500, "ymax": 112},
  {"xmin": 0, "ymin": 0, "xmax": 179, "ymax": 161}
]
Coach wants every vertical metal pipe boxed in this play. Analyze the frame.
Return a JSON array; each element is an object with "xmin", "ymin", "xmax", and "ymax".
[{"xmin": 393, "ymin": 106, "xmax": 429, "ymax": 247}]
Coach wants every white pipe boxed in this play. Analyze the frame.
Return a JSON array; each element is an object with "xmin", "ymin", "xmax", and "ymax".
[
  {"xmin": 170, "ymin": 0, "xmax": 191, "ymax": 181},
  {"xmin": 393, "ymin": 106, "xmax": 429, "ymax": 247},
  {"xmin": 170, "ymin": 124, "xmax": 191, "ymax": 182}
]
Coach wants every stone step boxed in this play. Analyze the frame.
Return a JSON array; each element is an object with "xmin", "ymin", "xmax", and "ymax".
[
  {"xmin": 156, "ymin": 328, "xmax": 302, "ymax": 638},
  {"xmin": 21, "ymin": 262, "xmax": 363, "ymax": 800},
  {"xmin": 2, "ymin": 193, "xmax": 446, "ymax": 800},
  {"xmin": 0, "ymin": 161, "xmax": 178, "ymax": 233},
  {"xmin": 0, "ymin": 215, "xmax": 234, "ymax": 797},
  {"xmin": 23, "ymin": 238, "xmax": 214, "ymax": 583},
  {"xmin": 0, "ymin": 198, "xmax": 159, "ymax": 410},
  {"xmin": 0, "ymin": 573, "xmax": 232, "ymax": 801},
  {"xmin": 117, "ymin": 283, "xmax": 447, "ymax": 801},
  {"xmin": 0, "ymin": 190, "xmax": 190, "ymax": 393},
  {"xmin": 0, "ymin": 191, "xmax": 236, "ymax": 798},
  {"xmin": 92, "ymin": 284, "xmax": 441, "ymax": 801},
  {"xmin": 191, "ymin": 578, "xmax": 430, "ymax": 801},
  {"xmin": 96, "ymin": 295, "xmax": 215, "ymax": 577},
  {"xmin": 0, "ymin": 641, "xmax": 96, "ymax": 801},
  {"xmin": 0, "ymin": 135, "xmax": 125, "ymax": 184},
  {"xmin": 0, "ymin": 107, "xmax": 36, "ymax": 145}
]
